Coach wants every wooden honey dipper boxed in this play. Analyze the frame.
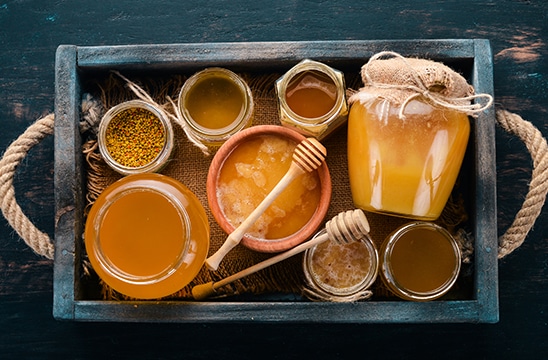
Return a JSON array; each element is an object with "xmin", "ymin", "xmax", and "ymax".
[
  {"xmin": 193, "ymin": 209, "xmax": 371, "ymax": 300},
  {"xmin": 205, "ymin": 137, "xmax": 327, "ymax": 271}
]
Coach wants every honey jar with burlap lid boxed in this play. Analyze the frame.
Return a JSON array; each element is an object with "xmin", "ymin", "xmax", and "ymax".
[{"xmin": 347, "ymin": 51, "xmax": 493, "ymax": 221}]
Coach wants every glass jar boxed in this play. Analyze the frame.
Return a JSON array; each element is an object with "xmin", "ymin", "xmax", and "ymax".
[
  {"xmin": 84, "ymin": 173, "xmax": 210, "ymax": 299},
  {"xmin": 98, "ymin": 100, "xmax": 174, "ymax": 176},
  {"xmin": 178, "ymin": 67, "xmax": 254, "ymax": 147},
  {"xmin": 380, "ymin": 222, "xmax": 461, "ymax": 301},
  {"xmin": 275, "ymin": 59, "xmax": 348, "ymax": 140},
  {"xmin": 302, "ymin": 228, "xmax": 378, "ymax": 302},
  {"xmin": 347, "ymin": 97, "xmax": 470, "ymax": 220}
]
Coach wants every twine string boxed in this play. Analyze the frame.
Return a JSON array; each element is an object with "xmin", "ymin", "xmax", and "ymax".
[
  {"xmin": 362, "ymin": 51, "xmax": 494, "ymax": 119},
  {"xmin": 111, "ymin": 71, "xmax": 210, "ymax": 155}
]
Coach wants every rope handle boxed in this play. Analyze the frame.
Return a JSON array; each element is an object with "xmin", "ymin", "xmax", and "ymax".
[{"xmin": 1, "ymin": 108, "xmax": 546, "ymax": 260}]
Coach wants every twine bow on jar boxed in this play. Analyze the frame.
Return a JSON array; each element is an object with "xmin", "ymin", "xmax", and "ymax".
[{"xmin": 351, "ymin": 51, "xmax": 494, "ymax": 120}]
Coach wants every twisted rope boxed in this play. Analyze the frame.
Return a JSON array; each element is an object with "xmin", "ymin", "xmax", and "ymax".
[
  {"xmin": 0, "ymin": 108, "xmax": 546, "ymax": 261},
  {"xmin": 495, "ymin": 109, "xmax": 548, "ymax": 258},
  {"xmin": 0, "ymin": 114, "xmax": 55, "ymax": 259}
]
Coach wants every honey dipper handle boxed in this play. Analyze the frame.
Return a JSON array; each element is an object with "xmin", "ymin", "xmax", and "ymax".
[
  {"xmin": 194, "ymin": 231, "xmax": 330, "ymax": 300},
  {"xmin": 205, "ymin": 163, "xmax": 306, "ymax": 271}
]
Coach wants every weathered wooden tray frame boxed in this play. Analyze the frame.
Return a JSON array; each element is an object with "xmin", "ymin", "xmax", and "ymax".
[{"xmin": 53, "ymin": 40, "xmax": 498, "ymax": 323}]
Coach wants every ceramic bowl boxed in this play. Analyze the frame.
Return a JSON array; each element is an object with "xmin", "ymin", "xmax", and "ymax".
[{"xmin": 206, "ymin": 125, "xmax": 332, "ymax": 253}]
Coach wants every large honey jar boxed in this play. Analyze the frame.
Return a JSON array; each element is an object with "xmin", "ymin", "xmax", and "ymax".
[
  {"xmin": 84, "ymin": 173, "xmax": 210, "ymax": 299},
  {"xmin": 347, "ymin": 52, "xmax": 491, "ymax": 220}
]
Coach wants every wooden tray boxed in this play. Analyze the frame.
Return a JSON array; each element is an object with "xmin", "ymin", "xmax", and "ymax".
[{"xmin": 53, "ymin": 40, "xmax": 498, "ymax": 323}]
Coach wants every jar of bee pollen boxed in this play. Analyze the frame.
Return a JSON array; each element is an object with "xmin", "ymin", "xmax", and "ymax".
[{"xmin": 98, "ymin": 100, "xmax": 174, "ymax": 176}]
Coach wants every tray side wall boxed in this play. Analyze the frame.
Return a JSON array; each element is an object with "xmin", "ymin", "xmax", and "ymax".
[{"xmin": 53, "ymin": 45, "xmax": 84, "ymax": 320}]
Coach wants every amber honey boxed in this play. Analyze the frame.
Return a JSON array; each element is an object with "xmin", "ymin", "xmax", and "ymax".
[
  {"xmin": 275, "ymin": 59, "xmax": 348, "ymax": 140},
  {"xmin": 380, "ymin": 222, "xmax": 461, "ymax": 301},
  {"xmin": 348, "ymin": 98, "xmax": 470, "ymax": 220},
  {"xmin": 85, "ymin": 173, "xmax": 209, "ymax": 299},
  {"xmin": 285, "ymin": 70, "xmax": 337, "ymax": 118},
  {"xmin": 216, "ymin": 134, "xmax": 321, "ymax": 240}
]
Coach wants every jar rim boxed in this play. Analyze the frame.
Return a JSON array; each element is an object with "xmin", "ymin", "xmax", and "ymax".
[
  {"xmin": 381, "ymin": 221, "xmax": 462, "ymax": 301},
  {"xmin": 97, "ymin": 100, "xmax": 174, "ymax": 175}
]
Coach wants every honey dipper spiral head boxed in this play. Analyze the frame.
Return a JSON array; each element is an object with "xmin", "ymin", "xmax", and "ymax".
[
  {"xmin": 325, "ymin": 209, "xmax": 370, "ymax": 244},
  {"xmin": 293, "ymin": 137, "xmax": 327, "ymax": 172}
]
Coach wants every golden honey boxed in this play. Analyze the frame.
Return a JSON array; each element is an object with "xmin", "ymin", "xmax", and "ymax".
[
  {"xmin": 216, "ymin": 134, "xmax": 321, "ymax": 240},
  {"xmin": 84, "ymin": 173, "xmax": 209, "ymax": 299},
  {"xmin": 179, "ymin": 67, "xmax": 253, "ymax": 146},
  {"xmin": 380, "ymin": 222, "xmax": 461, "ymax": 301},
  {"xmin": 347, "ymin": 98, "xmax": 470, "ymax": 220}
]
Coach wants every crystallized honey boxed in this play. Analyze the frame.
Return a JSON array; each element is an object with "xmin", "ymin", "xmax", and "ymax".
[
  {"xmin": 309, "ymin": 238, "xmax": 373, "ymax": 289},
  {"xmin": 85, "ymin": 174, "xmax": 209, "ymax": 299},
  {"xmin": 302, "ymin": 228, "xmax": 379, "ymax": 300},
  {"xmin": 347, "ymin": 98, "xmax": 470, "ymax": 220},
  {"xmin": 216, "ymin": 134, "xmax": 321, "ymax": 239}
]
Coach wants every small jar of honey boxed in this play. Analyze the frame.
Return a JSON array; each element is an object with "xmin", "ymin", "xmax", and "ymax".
[
  {"xmin": 178, "ymin": 67, "xmax": 254, "ymax": 147},
  {"xmin": 302, "ymin": 228, "xmax": 378, "ymax": 302},
  {"xmin": 275, "ymin": 59, "xmax": 348, "ymax": 140},
  {"xmin": 84, "ymin": 173, "xmax": 210, "ymax": 299},
  {"xmin": 98, "ymin": 100, "xmax": 175, "ymax": 176},
  {"xmin": 380, "ymin": 222, "xmax": 461, "ymax": 301}
]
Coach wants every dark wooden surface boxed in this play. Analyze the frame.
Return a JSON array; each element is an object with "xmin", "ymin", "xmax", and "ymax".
[{"xmin": 1, "ymin": 1, "xmax": 546, "ymax": 358}]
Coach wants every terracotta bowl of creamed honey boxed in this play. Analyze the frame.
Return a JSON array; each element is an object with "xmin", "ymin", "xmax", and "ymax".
[{"xmin": 207, "ymin": 125, "xmax": 332, "ymax": 253}]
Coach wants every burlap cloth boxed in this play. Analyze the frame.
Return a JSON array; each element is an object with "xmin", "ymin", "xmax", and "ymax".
[{"xmin": 81, "ymin": 70, "xmax": 470, "ymax": 301}]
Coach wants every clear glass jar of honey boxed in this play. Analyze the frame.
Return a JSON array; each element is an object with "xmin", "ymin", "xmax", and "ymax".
[
  {"xmin": 98, "ymin": 100, "xmax": 175, "ymax": 176},
  {"xmin": 275, "ymin": 59, "xmax": 348, "ymax": 140},
  {"xmin": 347, "ymin": 98, "xmax": 470, "ymax": 220},
  {"xmin": 380, "ymin": 222, "xmax": 461, "ymax": 301},
  {"xmin": 84, "ymin": 173, "xmax": 210, "ymax": 299},
  {"xmin": 178, "ymin": 67, "xmax": 254, "ymax": 147},
  {"xmin": 302, "ymin": 228, "xmax": 378, "ymax": 302}
]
